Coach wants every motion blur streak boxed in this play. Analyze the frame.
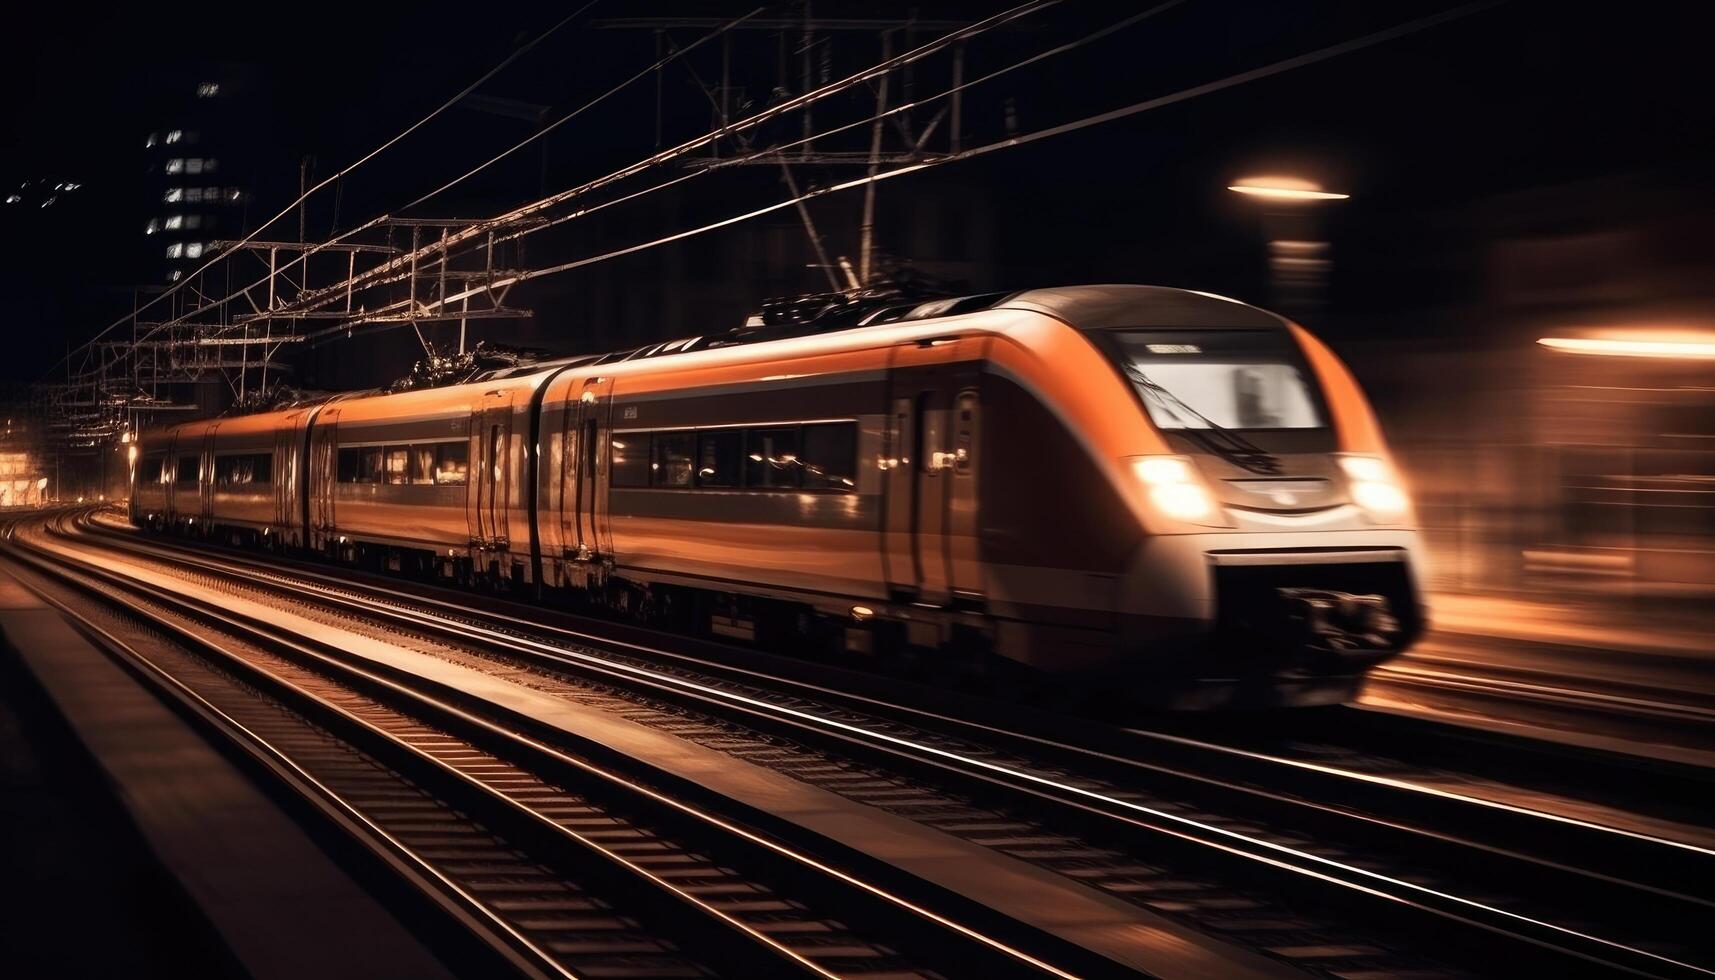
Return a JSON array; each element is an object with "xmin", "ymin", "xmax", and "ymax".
[{"xmin": 1537, "ymin": 336, "xmax": 1715, "ymax": 359}]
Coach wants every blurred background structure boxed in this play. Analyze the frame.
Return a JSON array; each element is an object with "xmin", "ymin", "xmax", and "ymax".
[{"xmin": 1, "ymin": 0, "xmax": 1712, "ymax": 615}]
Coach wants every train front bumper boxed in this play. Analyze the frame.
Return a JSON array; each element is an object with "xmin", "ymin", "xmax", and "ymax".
[{"xmin": 1113, "ymin": 522, "xmax": 1426, "ymax": 702}]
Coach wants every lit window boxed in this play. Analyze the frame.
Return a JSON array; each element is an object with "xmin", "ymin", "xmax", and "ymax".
[
  {"xmin": 165, "ymin": 243, "xmax": 184, "ymax": 259},
  {"xmin": 185, "ymin": 159, "xmax": 202, "ymax": 175},
  {"xmin": 185, "ymin": 242, "xmax": 204, "ymax": 259},
  {"xmin": 168, "ymin": 270, "xmax": 182, "ymax": 281},
  {"xmin": 196, "ymin": 82, "xmax": 219, "ymax": 97},
  {"xmin": 164, "ymin": 214, "xmax": 183, "ymax": 230},
  {"xmin": 165, "ymin": 129, "xmax": 183, "ymax": 144},
  {"xmin": 63, "ymin": 182, "xmax": 80, "ymax": 191},
  {"xmin": 145, "ymin": 133, "xmax": 157, "ymax": 148},
  {"xmin": 3, "ymin": 194, "xmax": 18, "ymax": 205},
  {"xmin": 144, "ymin": 219, "xmax": 159, "ymax": 235},
  {"xmin": 228, "ymin": 189, "xmax": 243, "ymax": 202},
  {"xmin": 184, "ymin": 215, "xmax": 202, "ymax": 230},
  {"xmin": 164, "ymin": 188, "xmax": 183, "ymax": 203},
  {"xmin": 166, "ymin": 159, "xmax": 185, "ymax": 174},
  {"xmin": 185, "ymin": 188, "xmax": 203, "ymax": 203},
  {"xmin": 39, "ymin": 196, "xmax": 55, "ymax": 208}
]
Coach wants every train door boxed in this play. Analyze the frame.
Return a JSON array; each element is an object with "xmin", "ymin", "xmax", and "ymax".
[
  {"xmin": 566, "ymin": 376, "xmax": 615, "ymax": 562},
  {"xmin": 310, "ymin": 408, "xmax": 340, "ymax": 549},
  {"xmin": 884, "ymin": 339, "xmax": 983, "ymax": 606},
  {"xmin": 472, "ymin": 393, "xmax": 511, "ymax": 550},
  {"xmin": 164, "ymin": 432, "xmax": 181, "ymax": 517},
  {"xmin": 273, "ymin": 419, "xmax": 295, "ymax": 532},
  {"xmin": 946, "ymin": 387, "xmax": 982, "ymax": 601},
  {"xmin": 200, "ymin": 426, "xmax": 217, "ymax": 525}
]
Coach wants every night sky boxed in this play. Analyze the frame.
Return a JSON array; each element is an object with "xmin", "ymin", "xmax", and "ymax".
[{"xmin": 2, "ymin": 0, "xmax": 1711, "ymax": 386}]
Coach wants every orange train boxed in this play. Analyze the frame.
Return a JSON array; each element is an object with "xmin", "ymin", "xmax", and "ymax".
[{"xmin": 132, "ymin": 285, "xmax": 1425, "ymax": 706}]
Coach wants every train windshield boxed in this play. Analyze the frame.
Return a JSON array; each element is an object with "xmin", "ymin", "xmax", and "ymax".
[{"xmin": 1113, "ymin": 330, "xmax": 1324, "ymax": 431}]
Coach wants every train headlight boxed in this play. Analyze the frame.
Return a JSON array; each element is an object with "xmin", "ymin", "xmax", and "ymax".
[
  {"xmin": 1133, "ymin": 455, "xmax": 1215, "ymax": 521},
  {"xmin": 1338, "ymin": 454, "xmax": 1411, "ymax": 521}
]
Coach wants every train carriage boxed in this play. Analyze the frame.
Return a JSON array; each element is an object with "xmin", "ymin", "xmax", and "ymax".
[
  {"xmin": 132, "ymin": 418, "xmax": 218, "ymax": 532},
  {"xmin": 302, "ymin": 370, "xmax": 549, "ymax": 581}
]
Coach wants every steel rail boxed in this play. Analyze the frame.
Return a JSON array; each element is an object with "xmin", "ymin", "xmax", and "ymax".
[
  {"xmin": 57, "ymin": 510, "xmax": 1715, "ymax": 978},
  {"xmin": 11, "ymin": 517, "xmax": 1095, "ymax": 979}
]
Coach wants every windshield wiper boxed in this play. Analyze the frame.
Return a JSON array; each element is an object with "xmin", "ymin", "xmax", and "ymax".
[{"xmin": 1125, "ymin": 367, "xmax": 1282, "ymax": 475}]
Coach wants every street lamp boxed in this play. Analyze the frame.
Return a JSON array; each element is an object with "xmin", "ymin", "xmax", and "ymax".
[
  {"xmin": 1537, "ymin": 334, "xmax": 1715, "ymax": 359},
  {"xmin": 1227, "ymin": 175, "xmax": 1350, "ymax": 201},
  {"xmin": 1228, "ymin": 175, "xmax": 1348, "ymax": 316}
]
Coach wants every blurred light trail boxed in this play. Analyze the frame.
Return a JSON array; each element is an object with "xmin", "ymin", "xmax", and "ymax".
[
  {"xmin": 1538, "ymin": 336, "xmax": 1715, "ymax": 359},
  {"xmin": 1228, "ymin": 176, "xmax": 1350, "ymax": 201}
]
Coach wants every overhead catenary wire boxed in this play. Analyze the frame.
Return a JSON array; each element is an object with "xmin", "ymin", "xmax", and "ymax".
[
  {"xmin": 224, "ymin": 0, "xmax": 1159, "ymax": 331},
  {"xmin": 87, "ymin": 1, "xmax": 1054, "ymax": 369},
  {"xmin": 191, "ymin": 4, "xmax": 771, "ymax": 328},
  {"xmin": 302, "ymin": 0, "xmax": 1502, "ymax": 342},
  {"xmin": 46, "ymin": 0, "xmax": 605, "ymax": 381},
  {"xmin": 263, "ymin": 0, "xmax": 1061, "ymax": 319}
]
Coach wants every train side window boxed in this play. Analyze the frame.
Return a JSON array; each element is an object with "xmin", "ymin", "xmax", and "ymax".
[
  {"xmin": 696, "ymin": 430, "xmax": 742, "ymax": 488},
  {"xmin": 434, "ymin": 443, "xmax": 469, "ymax": 486},
  {"xmin": 917, "ymin": 393, "xmax": 942, "ymax": 474},
  {"xmin": 337, "ymin": 447, "xmax": 359, "ymax": 483},
  {"xmin": 359, "ymin": 447, "xmax": 384, "ymax": 484},
  {"xmin": 800, "ymin": 422, "xmax": 857, "ymax": 490},
  {"xmin": 409, "ymin": 445, "xmax": 436, "ymax": 485},
  {"xmin": 384, "ymin": 446, "xmax": 410, "ymax": 485},
  {"xmin": 610, "ymin": 434, "xmax": 650, "ymax": 488},
  {"xmin": 216, "ymin": 454, "xmax": 247, "ymax": 486},
  {"xmin": 138, "ymin": 455, "xmax": 163, "ymax": 484},
  {"xmin": 652, "ymin": 431, "xmax": 695, "ymax": 488},
  {"xmin": 176, "ymin": 455, "xmax": 199, "ymax": 484},
  {"xmin": 251, "ymin": 453, "xmax": 273, "ymax": 485},
  {"xmin": 746, "ymin": 427, "xmax": 800, "ymax": 489}
]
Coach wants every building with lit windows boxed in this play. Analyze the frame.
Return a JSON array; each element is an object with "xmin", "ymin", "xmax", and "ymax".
[{"xmin": 142, "ymin": 74, "xmax": 252, "ymax": 283}]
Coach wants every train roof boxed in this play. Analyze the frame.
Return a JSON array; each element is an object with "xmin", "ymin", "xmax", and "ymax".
[
  {"xmin": 996, "ymin": 284, "xmax": 1285, "ymax": 331},
  {"xmin": 142, "ymin": 285, "xmax": 1287, "ymax": 437},
  {"xmin": 548, "ymin": 284, "xmax": 1285, "ymax": 369}
]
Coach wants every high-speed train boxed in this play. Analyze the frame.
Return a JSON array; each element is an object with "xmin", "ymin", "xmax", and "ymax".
[{"xmin": 131, "ymin": 285, "xmax": 1425, "ymax": 706}]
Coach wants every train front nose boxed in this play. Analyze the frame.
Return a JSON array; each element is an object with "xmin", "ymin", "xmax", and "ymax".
[{"xmin": 1117, "ymin": 533, "xmax": 1426, "ymax": 707}]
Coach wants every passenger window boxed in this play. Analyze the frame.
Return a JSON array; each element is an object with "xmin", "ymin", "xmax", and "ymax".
[
  {"xmin": 610, "ymin": 434, "xmax": 650, "ymax": 488},
  {"xmin": 652, "ymin": 431, "xmax": 695, "ymax": 488},
  {"xmin": 434, "ymin": 443, "xmax": 469, "ymax": 486},
  {"xmin": 359, "ymin": 447, "xmax": 383, "ymax": 484},
  {"xmin": 176, "ymin": 455, "xmax": 199, "ymax": 484},
  {"xmin": 138, "ymin": 455, "xmax": 163, "ymax": 484},
  {"xmin": 251, "ymin": 453, "xmax": 272, "ymax": 485},
  {"xmin": 917, "ymin": 394, "xmax": 942, "ymax": 474},
  {"xmin": 746, "ymin": 427, "xmax": 800, "ymax": 489},
  {"xmin": 216, "ymin": 454, "xmax": 256, "ymax": 486},
  {"xmin": 800, "ymin": 422, "xmax": 857, "ymax": 490},
  {"xmin": 385, "ymin": 446, "xmax": 410, "ymax": 485},
  {"xmin": 410, "ymin": 446, "xmax": 435, "ymax": 485},
  {"xmin": 337, "ymin": 447, "xmax": 359, "ymax": 483},
  {"xmin": 696, "ymin": 430, "xmax": 742, "ymax": 488}
]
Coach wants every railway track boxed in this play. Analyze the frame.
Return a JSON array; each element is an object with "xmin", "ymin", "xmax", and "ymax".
[
  {"xmin": 2, "ymin": 517, "xmax": 1098, "ymax": 979},
  {"xmin": 1363, "ymin": 649, "xmax": 1715, "ymax": 756},
  {"xmin": 20, "ymin": 508, "xmax": 1715, "ymax": 977}
]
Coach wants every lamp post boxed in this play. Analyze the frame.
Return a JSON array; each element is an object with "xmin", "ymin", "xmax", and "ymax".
[{"xmin": 1228, "ymin": 176, "xmax": 1348, "ymax": 317}]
